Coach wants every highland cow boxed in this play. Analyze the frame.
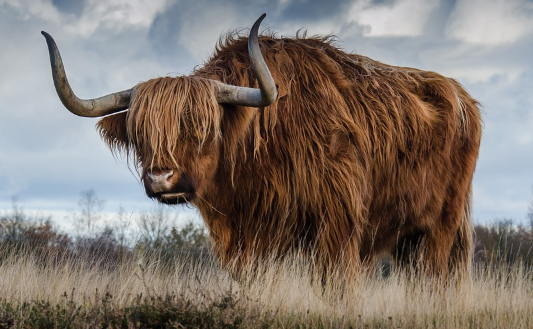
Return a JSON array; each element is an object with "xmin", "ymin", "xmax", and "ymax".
[{"xmin": 42, "ymin": 14, "xmax": 482, "ymax": 279}]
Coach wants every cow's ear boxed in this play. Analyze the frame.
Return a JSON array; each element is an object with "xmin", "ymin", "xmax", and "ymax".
[{"xmin": 96, "ymin": 112, "xmax": 129, "ymax": 154}]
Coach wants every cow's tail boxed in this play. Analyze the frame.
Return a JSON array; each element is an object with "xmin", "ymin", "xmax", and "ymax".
[{"xmin": 449, "ymin": 188, "xmax": 474, "ymax": 280}]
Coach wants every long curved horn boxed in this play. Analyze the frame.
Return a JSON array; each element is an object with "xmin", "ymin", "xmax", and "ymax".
[
  {"xmin": 41, "ymin": 31, "xmax": 132, "ymax": 117},
  {"xmin": 216, "ymin": 14, "xmax": 278, "ymax": 107}
]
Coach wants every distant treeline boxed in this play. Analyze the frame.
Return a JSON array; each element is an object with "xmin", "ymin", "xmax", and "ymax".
[
  {"xmin": 1, "ymin": 190, "xmax": 533, "ymax": 268},
  {"xmin": 0, "ymin": 191, "xmax": 211, "ymax": 268}
]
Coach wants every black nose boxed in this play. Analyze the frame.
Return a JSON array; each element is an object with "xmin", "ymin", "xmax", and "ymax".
[{"xmin": 147, "ymin": 170, "xmax": 174, "ymax": 193}]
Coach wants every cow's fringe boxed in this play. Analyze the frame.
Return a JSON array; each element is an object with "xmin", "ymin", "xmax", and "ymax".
[{"xmin": 98, "ymin": 77, "xmax": 222, "ymax": 171}]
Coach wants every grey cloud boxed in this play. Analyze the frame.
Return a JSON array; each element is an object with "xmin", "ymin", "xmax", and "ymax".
[
  {"xmin": 51, "ymin": 0, "xmax": 84, "ymax": 16},
  {"xmin": 146, "ymin": 3, "xmax": 198, "ymax": 68},
  {"xmin": 422, "ymin": 0, "xmax": 458, "ymax": 38},
  {"xmin": 369, "ymin": 0, "xmax": 396, "ymax": 5},
  {"xmin": 280, "ymin": 0, "xmax": 353, "ymax": 21}
]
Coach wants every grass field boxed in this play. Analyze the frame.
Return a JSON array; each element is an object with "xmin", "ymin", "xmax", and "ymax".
[{"xmin": 0, "ymin": 247, "xmax": 532, "ymax": 328}]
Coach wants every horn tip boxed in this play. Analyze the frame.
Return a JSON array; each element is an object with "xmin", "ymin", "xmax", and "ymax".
[
  {"xmin": 41, "ymin": 31, "xmax": 53, "ymax": 42},
  {"xmin": 254, "ymin": 14, "xmax": 266, "ymax": 28}
]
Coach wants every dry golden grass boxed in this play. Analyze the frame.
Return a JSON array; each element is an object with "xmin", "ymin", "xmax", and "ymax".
[{"xmin": 0, "ymin": 248, "xmax": 532, "ymax": 328}]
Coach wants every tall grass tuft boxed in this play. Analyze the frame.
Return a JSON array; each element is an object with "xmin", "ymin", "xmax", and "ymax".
[{"xmin": 0, "ymin": 246, "xmax": 532, "ymax": 328}]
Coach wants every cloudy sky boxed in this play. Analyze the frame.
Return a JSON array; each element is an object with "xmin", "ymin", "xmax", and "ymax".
[{"xmin": 0, "ymin": 0, "xmax": 532, "ymax": 230}]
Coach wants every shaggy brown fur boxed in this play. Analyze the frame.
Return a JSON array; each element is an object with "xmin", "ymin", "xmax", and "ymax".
[{"xmin": 97, "ymin": 33, "xmax": 482, "ymax": 279}]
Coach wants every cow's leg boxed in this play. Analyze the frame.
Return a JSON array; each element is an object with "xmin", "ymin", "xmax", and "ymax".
[
  {"xmin": 394, "ymin": 184, "xmax": 474, "ymax": 281},
  {"xmin": 393, "ymin": 229, "xmax": 424, "ymax": 272},
  {"xmin": 447, "ymin": 192, "xmax": 474, "ymax": 280},
  {"xmin": 316, "ymin": 218, "xmax": 362, "ymax": 282},
  {"xmin": 393, "ymin": 228, "xmax": 456, "ymax": 279},
  {"xmin": 430, "ymin": 184, "xmax": 474, "ymax": 280},
  {"xmin": 448, "ymin": 218, "xmax": 473, "ymax": 279},
  {"xmin": 203, "ymin": 212, "xmax": 242, "ymax": 268}
]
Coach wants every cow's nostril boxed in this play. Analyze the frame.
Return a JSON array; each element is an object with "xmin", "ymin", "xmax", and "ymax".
[
  {"xmin": 147, "ymin": 170, "xmax": 175, "ymax": 193},
  {"xmin": 162, "ymin": 170, "xmax": 174, "ymax": 181}
]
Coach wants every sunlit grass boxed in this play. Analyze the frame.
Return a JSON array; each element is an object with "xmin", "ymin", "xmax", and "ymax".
[{"xmin": 0, "ymin": 247, "xmax": 532, "ymax": 328}]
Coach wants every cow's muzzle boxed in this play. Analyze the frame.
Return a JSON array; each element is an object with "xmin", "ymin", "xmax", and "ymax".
[
  {"xmin": 147, "ymin": 170, "xmax": 175, "ymax": 193},
  {"xmin": 144, "ymin": 169, "xmax": 195, "ymax": 204}
]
